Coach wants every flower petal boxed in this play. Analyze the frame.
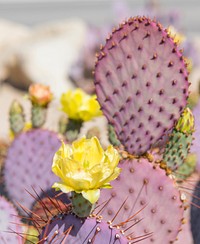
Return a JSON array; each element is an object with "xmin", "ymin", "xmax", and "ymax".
[
  {"xmin": 81, "ymin": 189, "xmax": 100, "ymax": 204},
  {"xmin": 52, "ymin": 182, "xmax": 74, "ymax": 193}
]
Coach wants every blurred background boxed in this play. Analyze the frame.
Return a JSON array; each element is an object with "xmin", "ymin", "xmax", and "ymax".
[
  {"xmin": 0, "ymin": 0, "xmax": 200, "ymax": 33},
  {"xmin": 0, "ymin": 0, "xmax": 200, "ymax": 139}
]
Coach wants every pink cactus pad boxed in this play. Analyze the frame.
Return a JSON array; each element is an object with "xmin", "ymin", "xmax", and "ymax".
[
  {"xmin": 94, "ymin": 17, "xmax": 189, "ymax": 155},
  {"xmin": 0, "ymin": 196, "xmax": 23, "ymax": 243},
  {"xmin": 4, "ymin": 129, "xmax": 61, "ymax": 211},
  {"xmin": 39, "ymin": 213, "xmax": 129, "ymax": 244},
  {"xmin": 98, "ymin": 150, "xmax": 184, "ymax": 243}
]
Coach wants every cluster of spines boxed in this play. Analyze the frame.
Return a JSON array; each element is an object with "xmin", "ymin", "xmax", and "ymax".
[{"xmin": 22, "ymin": 192, "xmax": 153, "ymax": 244}]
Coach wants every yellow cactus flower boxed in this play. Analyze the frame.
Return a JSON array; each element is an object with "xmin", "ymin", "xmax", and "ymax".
[
  {"xmin": 60, "ymin": 89, "xmax": 102, "ymax": 121},
  {"xmin": 175, "ymin": 107, "xmax": 195, "ymax": 134},
  {"xmin": 52, "ymin": 136, "xmax": 121, "ymax": 204},
  {"xmin": 29, "ymin": 84, "xmax": 53, "ymax": 106}
]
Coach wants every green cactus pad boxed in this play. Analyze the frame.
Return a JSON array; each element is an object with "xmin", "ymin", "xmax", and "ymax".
[
  {"xmin": 71, "ymin": 192, "xmax": 95, "ymax": 218},
  {"xmin": 163, "ymin": 130, "xmax": 193, "ymax": 171},
  {"xmin": 9, "ymin": 100, "xmax": 25, "ymax": 134},
  {"xmin": 31, "ymin": 105, "xmax": 47, "ymax": 128},
  {"xmin": 108, "ymin": 124, "xmax": 121, "ymax": 146},
  {"xmin": 65, "ymin": 119, "xmax": 83, "ymax": 142}
]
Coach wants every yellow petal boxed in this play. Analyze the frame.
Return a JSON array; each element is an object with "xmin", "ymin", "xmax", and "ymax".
[
  {"xmin": 81, "ymin": 189, "xmax": 100, "ymax": 204},
  {"xmin": 97, "ymin": 167, "xmax": 121, "ymax": 188},
  {"xmin": 105, "ymin": 145, "xmax": 120, "ymax": 168},
  {"xmin": 52, "ymin": 182, "xmax": 74, "ymax": 193},
  {"xmin": 84, "ymin": 137, "xmax": 104, "ymax": 165},
  {"xmin": 60, "ymin": 89, "xmax": 102, "ymax": 121}
]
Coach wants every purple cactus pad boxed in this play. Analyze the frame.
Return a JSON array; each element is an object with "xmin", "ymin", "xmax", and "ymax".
[
  {"xmin": 4, "ymin": 129, "xmax": 61, "ymax": 212},
  {"xmin": 39, "ymin": 213, "xmax": 129, "ymax": 243},
  {"xmin": 98, "ymin": 150, "xmax": 184, "ymax": 243},
  {"xmin": 94, "ymin": 16, "xmax": 189, "ymax": 155},
  {"xmin": 0, "ymin": 196, "xmax": 23, "ymax": 243}
]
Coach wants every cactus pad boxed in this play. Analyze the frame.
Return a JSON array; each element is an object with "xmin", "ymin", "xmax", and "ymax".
[
  {"xmin": 4, "ymin": 129, "xmax": 61, "ymax": 211},
  {"xmin": 98, "ymin": 151, "xmax": 184, "ymax": 243},
  {"xmin": 71, "ymin": 192, "xmax": 96, "ymax": 218},
  {"xmin": 39, "ymin": 213, "xmax": 130, "ymax": 243},
  {"xmin": 163, "ymin": 131, "xmax": 193, "ymax": 171},
  {"xmin": 108, "ymin": 124, "xmax": 121, "ymax": 147},
  {"xmin": 31, "ymin": 105, "xmax": 47, "ymax": 128},
  {"xmin": 0, "ymin": 196, "xmax": 23, "ymax": 243},
  {"xmin": 94, "ymin": 17, "xmax": 189, "ymax": 155},
  {"xmin": 32, "ymin": 196, "xmax": 68, "ymax": 227},
  {"xmin": 9, "ymin": 100, "xmax": 25, "ymax": 135}
]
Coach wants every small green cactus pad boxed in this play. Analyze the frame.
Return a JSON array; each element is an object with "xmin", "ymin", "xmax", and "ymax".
[
  {"xmin": 65, "ymin": 119, "xmax": 83, "ymax": 142},
  {"xmin": 108, "ymin": 124, "xmax": 121, "ymax": 146},
  {"xmin": 71, "ymin": 192, "xmax": 96, "ymax": 218},
  {"xmin": 163, "ymin": 130, "xmax": 193, "ymax": 171},
  {"xmin": 9, "ymin": 100, "xmax": 25, "ymax": 134},
  {"xmin": 31, "ymin": 105, "xmax": 47, "ymax": 128},
  {"xmin": 58, "ymin": 114, "xmax": 68, "ymax": 135}
]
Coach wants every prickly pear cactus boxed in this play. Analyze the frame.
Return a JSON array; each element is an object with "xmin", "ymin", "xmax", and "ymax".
[
  {"xmin": 29, "ymin": 83, "xmax": 53, "ymax": 128},
  {"xmin": 9, "ymin": 100, "xmax": 25, "ymax": 135},
  {"xmin": 0, "ymin": 196, "xmax": 23, "ymax": 243},
  {"xmin": 163, "ymin": 107, "xmax": 194, "ymax": 171},
  {"xmin": 31, "ymin": 105, "xmax": 47, "ymax": 128},
  {"xmin": 108, "ymin": 124, "xmax": 121, "ymax": 146},
  {"xmin": 39, "ymin": 213, "xmax": 130, "ymax": 244},
  {"xmin": 32, "ymin": 196, "xmax": 69, "ymax": 227},
  {"xmin": 94, "ymin": 16, "xmax": 189, "ymax": 155},
  {"xmin": 3, "ymin": 129, "xmax": 61, "ymax": 211},
  {"xmin": 71, "ymin": 192, "xmax": 96, "ymax": 217},
  {"xmin": 98, "ymin": 150, "xmax": 184, "ymax": 244}
]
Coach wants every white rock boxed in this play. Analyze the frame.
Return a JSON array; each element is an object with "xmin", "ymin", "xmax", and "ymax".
[
  {"xmin": 0, "ymin": 19, "xmax": 31, "ymax": 82},
  {"xmin": 8, "ymin": 19, "xmax": 88, "ymax": 97}
]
